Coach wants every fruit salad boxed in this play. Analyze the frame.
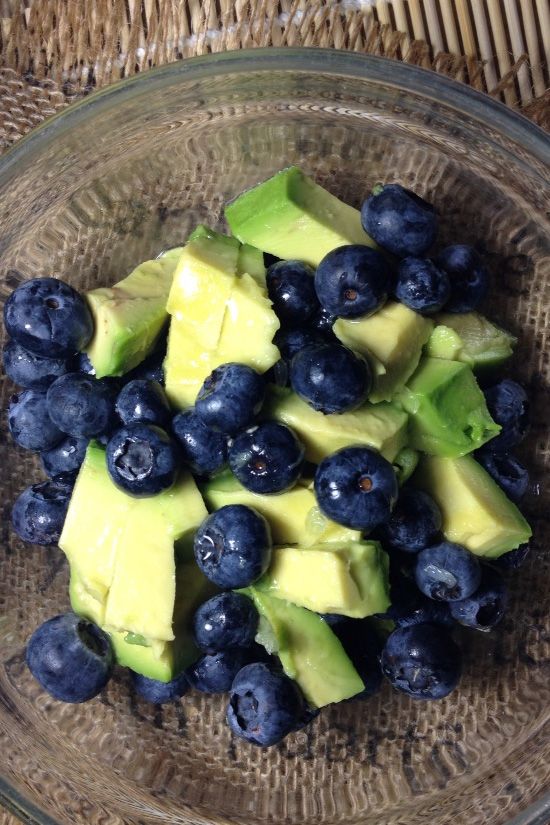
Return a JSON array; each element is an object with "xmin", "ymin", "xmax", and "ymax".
[{"xmin": 3, "ymin": 167, "xmax": 532, "ymax": 747}]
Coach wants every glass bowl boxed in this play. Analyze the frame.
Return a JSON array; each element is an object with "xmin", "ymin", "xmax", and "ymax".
[{"xmin": 0, "ymin": 49, "xmax": 549, "ymax": 825}]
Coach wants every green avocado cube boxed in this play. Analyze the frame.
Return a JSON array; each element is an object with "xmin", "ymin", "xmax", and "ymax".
[
  {"xmin": 427, "ymin": 312, "xmax": 517, "ymax": 371},
  {"xmin": 399, "ymin": 357, "xmax": 501, "ymax": 457}
]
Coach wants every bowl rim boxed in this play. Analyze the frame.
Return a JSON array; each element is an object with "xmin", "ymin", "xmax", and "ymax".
[{"xmin": 0, "ymin": 46, "xmax": 549, "ymax": 825}]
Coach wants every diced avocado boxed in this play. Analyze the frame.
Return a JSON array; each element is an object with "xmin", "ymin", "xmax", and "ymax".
[
  {"xmin": 334, "ymin": 302, "xmax": 433, "ymax": 403},
  {"xmin": 265, "ymin": 387, "xmax": 408, "ymax": 463},
  {"xmin": 392, "ymin": 447, "xmax": 419, "ymax": 485},
  {"xmin": 85, "ymin": 247, "xmax": 182, "ymax": 378},
  {"xmin": 414, "ymin": 454, "xmax": 532, "ymax": 558},
  {"xmin": 243, "ymin": 587, "xmax": 364, "ymax": 707},
  {"xmin": 427, "ymin": 312, "xmax": 517, "ymax": 370},
  {"xmin": 256, "ymin": 541, "xmax": 390, "ymax": 618},
  {"xmin": 399, "ymin": 357, "xmax": 500, "ymax": 457},
  {"xmin": 202, "ymin": 470, "xmax": 361, "ymax": 547},
  {"xmin": 225, "ymin": 166, "xmax": 376, "ymax": 267},
  {"xmin": 215, "ymin": 274, "xmax": 280, "ymax": 370},
  {"xmin": 237, "ymin": 243, "xmax": 266, "ymax": 287},
  {"xmin": 187, "ymin": 224, "xmax": 240, "ymax": 251}
]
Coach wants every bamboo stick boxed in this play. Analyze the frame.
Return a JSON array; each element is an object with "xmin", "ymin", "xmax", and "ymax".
[
  {"xmin": 391, "ymin": 0, "xmax": 411, "ymax": 53},
  {"xmin": 486, "ymin": 0, "xmax": 517, "ymax": 105},
  {"xmin": 535, "ymin": 0, "xmax": 550, "ymax": 75},
  {"xmin": 503, "ymin": 0, "xmax": 532, "ymax": 103},
  {"xmin": 407, "ymin": 0, "xmax": 427, "ymax": 41},
  {"xmin": 421, "ymin": 0, "xmax": 445, "ymax": 54},
  {"xmin": 520, "ymin": 0, "xmax": 546, "ymax": 97},
  {"xmin": 469, "ymin": 0, "xmax": 499, "ymax": 91}
]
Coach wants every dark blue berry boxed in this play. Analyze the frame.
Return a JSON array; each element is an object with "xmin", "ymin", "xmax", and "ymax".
[
  {"xmin": 476, "ymin": 450, "xmax": 529, "ymax": 502},
  {"xmin": 387, "ymin": 591, "xmax": 454, "ymax": 629},
  {"xmin": 436, "ymin": 245, "xmax": 488, "ymax": 313},
  {"xmin": 483, "ymin": 379, "xmax": 529, "ymax": 452},
  {"xmin": 4, "ymin": 278, "xmax": 93, "ymax": 358},
  {"xmin": 266, "ymin": 260, "xmax": 320, "ymax": 324},
  {"xmin": 361, "ymin": 184, "xmax": 437, "ymax": 257},
  {"xmin": 71, "ymin": 351, "xmax": 96, "ymax": 376},
  {"xmin": 289, "ymin": 342, "xmax": 371, "ymax": 414},
  {"xmin": 227, "ymin": 662, "xmax": 304, "ymax": 746},
  {"xmin": 12, "ymin": 478, "xmax": 73, "ymax": 545},
  {"xmin": 228, "ymin": 421, "xmax": 305, "ymax": 494},
  {"xmin": 46, "ymin": 373, "xmax": 117, "ymax": 438},
  {"xmin": 131, "ymin": 670, "xmax": 189, "ymax": 703},
  {"xmin": 8, "ymin": 390, "xmax": 63, "ymax": 451},
  {"xmin": 187, "ymin": 647, "xmax": 259, "ymax": 693},
  {"xmin": 449, "ymin": 566, "xmax": 507, "ymax": 630},
  {"xmin": 319, "ymin": 613, "xmax": 348, "ymax": 628},
  {"xmin": 395, "ymin": 257, "xmax": 450, "ymax": 314},
  {"xmin": 124, "ymin": 347, "xmax": 165, "ymax": 384},
  {"xmin": 41, "ymin": 435, "xmax": 88, "ymax": 479},
  {"xmin": 332, "ymin": 619, "xmax": 383, "ymax": 698},
  {"xmin": 493, "ymin": 543, "xmax": 531, "ymax": 571},
  {"xmin": 315, "ymin": 244, "xmax": 390, "ymax": 318},
  {"xmin": 264, "ymin": 359, "xmax": 289, "ymax": 388},
  {"xmin": 172, "ymin": 409, "xmax": 227, "ymax": 477},
  {"xmin": 115, "ymin": 379, "xmax": 170, "ymax": 427},
  {"xmin": 26, "ymin": 612, "xmax": 113, "ymax": 702},
  {"xmin": 196, "ymin": 363, "xmax": 265, "ymax": 435},
  {"xmin": 3, "ymin": 339, "xmax": 69, "ymax": 390},
  {"xmin": 194, "ymin": 504, "xmax": 272, "ymax": 588},
  {"xmin": 193, "ymin": 592, "xmax": 259, "ymax": 652},
  {"xmin": 311, "ymin": 306, "xmax": 336, "ymax": 333},
  {"xmin": 106, "ymin": 424, "xmax": 179, "ymax": 496},
  {"xmin": 378, "ymin": 488, "xmax": 442, "ymax": 553},
  {"xmin": 314, "ymin": 446, "xmax": 398, "ymax": 531},
  {"xmin": 274, "ymin": 327, "xmax": 325, "ymax": 363},
  {"xmin": 415, "ymin": 542, "xmax": 481, "ymax": 601},
  {"xmin": 381, "ymin": 623, "xmax": 461, "ymax": 699}
]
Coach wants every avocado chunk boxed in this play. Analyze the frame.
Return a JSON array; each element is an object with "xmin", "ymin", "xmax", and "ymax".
[
  {"xmin": 85, "ymin": 247, "xmax": 182, "ymax": 378},
  {"xmin": 202, "ymin": 470, "xmax": 361, "ymax": 547},
  {"xmin": 187, "ymin": 224, "xmax": 240, "ymax": 251},
  {"xmin": 256, "ymin": 541, "xmax": 390, "ymax": 618},
  {"xmin": 427, "ymin": 312, "xmax": 517, "ymax": 370},
  {"xmin": 399, "ymin": 357, "xmax": 500, "ymax": 457},
  {"xmin": 243, "ymin": 587, "xmax": 364, "ymax": 707},
  {"xmin": 414, "ymin": 454, "xmax": 532, "ymax": 558},
  {"xmin": 237, "ymin": 243, "xmax": 266, "ymax": 287},
  {"xmin": 393, "ymin": 447, "xmax": 419, "ymax": 485},
  {"xmin": 265, "ymin": 387, "xmax": 408, "ymax": 463},
  {"xmin": 225, "ymin": 166, "xmax": 376, "ymax": 267},
  {"xmin": 334, "ymin": 301, "xmax": 433, "ymax": 403}
]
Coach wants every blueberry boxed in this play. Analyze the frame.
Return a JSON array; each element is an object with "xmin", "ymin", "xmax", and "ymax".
[
  {"xmin": 46, "ymin": 373, "xmax": 117, "ymax": 438},
  {"xmin": 314, "ymin": 446, "xmax": 398, "ymax": 531},
  {"xmin": 476, "ymin": 450, "xmax": 529, "ymax": 502},
  {"xmin": 314, "ymin": 244, "xmax": 390, "ymax": 319},
  {"xmin": 319, "ymin": 613, "xmax": 348, "ymax": 627},
  {"xmin": 2, "ymin": 339, "xmax": 69, "ymax": 390},
  {"xmin": 266, "ymin": 260, "xmax": 320, "ymax": 325},
  {"xmin": 274, "ymin": 327, "xmax": 325, "ymax": 363},
  {"xmin": 493, "ymin": 543, "xmax": 531, "ymax": 571},
  {"xmin": 26, "ymin": 612, "xmax": 113, "ymax": 702},
  {"xmin": 124, "ymin": 348, "xmax": 165, "ymax": 384},
  {"xmin": 172, "ymin": 409, "xmax": 227, "ymax": 477},
  {"xmin": 193, "ymin": 592, "xmax": 259, "ymax": 653},
  {"xmin": 394, "ymin": 257, "xmax": 450, "ymax": 314},
  {"xmin": 131, "ymin": 670, "xmax": 189, "ymax": 703},
  {"xmin": 415, "ymin": 541, "xmax": 481, "ymax": 601},
  {"xmin": 264, "ymin": 359, "xmax": 289, "ymax": 388},
  {"xmin": 41, "ymin": 435, "xmax": 89, "ymax": 479},
  {"xmin": 194, "ymin": 504, "xmax": 272, "ymax": 588},
  {"xmin": 289, "ymin": 342, "xmax": 371, "ymax": 414},
  {"xmin": 4, "ymin": 278, "xmax": 93, "ymax": 358},
  {"xmin": 436, "ymin": 245, "xmax": 488, "ymax": 313},
  {"xmin": 106, "ymin": 424, "xmax": 179, "ymax": 496},
  {"xmin": 483, "ymin": 379, "xmax": 529, "ymax": 452},
  {"xmin": 71, "ymin": 351, "xmax": 96, "ymax": 376},
  {"xmin": 12, "ymin": 479, "xmax": 73, "ymax": 545},
  {"xmin": 226, "ymin": 662, "xmax": 304, "ymax": 746},
  {"xmin": 196, "ymin": 363, "xmax": 265, "ymax": 435},
  {"xmin": 8, "ymin": 390, "xmax": 63, "ymax": 451},
  {"xmin": 378, "ymin": 489, "xmax": 442, "ymax": 553},
  {"xmin": 228, "ymin": 421, "xmax": 305, "ymax": 494},
  {"xmin": 332, "ymin": 619, "xmax": 383, "ymax": 698},
  {"xmin": 115, "ymin": 379, "xmax": 170, "ymax": 427},
  {"xmin": 361, "ymin": 184, "xmax": 437, "ymax": 257},
  {"xmin": 187, "ymin": 647, "xmax": 259, "ymax": 693},
  {"xmin": 381, "ymin": 623, "xmax": 461, "ymax": 699},
  {"xmin": 311, "ymin": 306, "xmax": 336, "ymax": 333},
  {"xmin": 449, "ymin": 566, "xmax": 507, "ymax": 630},
  {"xmin": 387, "ymin": 591, "xmax": 454, "ymax": 629}
]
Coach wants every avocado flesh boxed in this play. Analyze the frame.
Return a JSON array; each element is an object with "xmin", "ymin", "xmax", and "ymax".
[
  {"xmin": 427, "ymin": 312, "xmax": 517, "ymax": 370},
  {"xmin": 256, "ymin": 541, "xmax": 390, "ymax": 618},
  {"xmin": 265, "ymin": 387, "xmax": 408, "ymax": 464},
  {"xmin": 393, "ymin": 447, "xmax": 419, "ymax": 485},
  {"xmin": 399, "ymin": 357, "xmax": 501, "ymax": 457},
  {"xmin": 414, "ymin": 454, "xmax": 532, "ymax": 557},
  {"xmin": 225, "ymin": 166, "xmax": 376, "ymax": 267},
  {"xmin": 334, "ymin": 302, "xmax": 434, "ymax": 403},
  {"xmin": 85, "ymin": 247, "xmax": 182, "ymax": 378},
  {"xmin": 60, "ymin": 442, "xmax": 209, "ymax": 680},
  {"xmin": 237, "ymin": 243, "xmax": 266, "ymax": 287},
  {"xmin": 202, "ymin": 471, "xmax": 361, "ymax": 547},
  {"xmin": 243, "ymin": 587, "xmax": 365, "ymax": 707}
]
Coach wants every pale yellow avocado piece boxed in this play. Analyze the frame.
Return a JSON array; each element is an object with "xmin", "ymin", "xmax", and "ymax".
[
  {"xmin": 257, "ymin": 541, "xmax": 390, "ymax": 618},
  {"xmin": 164, "ymin": 320, "xmax": 222, "ymax": 409},
  {"xmin": 414, "ymin": 454, "xmax": 532, "ymax": 557},
  {"xmin": 216, "ymin": 273, "xmax": 280, "ymax": 371},
  {"xmin": 334, "ymin": 302, "xmax": 434, "ymax": 403},
  {"xmin": 265, "ymin": 388, "xmax": 408, "ymax": 463},
  {"xmin": 202, "ymin": 471, "xmax": 361, "ymax": 547}
]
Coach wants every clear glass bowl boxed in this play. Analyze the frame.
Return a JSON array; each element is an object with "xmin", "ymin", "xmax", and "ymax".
[{"xmin": 0, "ymin": 49, "xmax": 549, "ymax": 825}]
